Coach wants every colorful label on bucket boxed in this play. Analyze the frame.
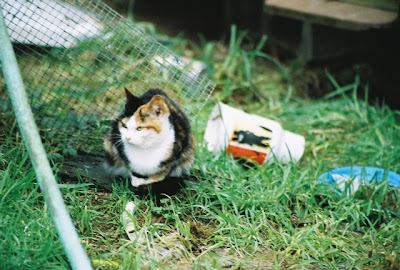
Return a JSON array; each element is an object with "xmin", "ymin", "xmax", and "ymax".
[{"xmin": 227, "ymin": 121, "xmax": 272, "ymax": 165}]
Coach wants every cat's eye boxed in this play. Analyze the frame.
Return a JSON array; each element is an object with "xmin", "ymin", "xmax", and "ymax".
[
  {"xmin": 119, "ymin": 120, "xmax": 127, "ymax": 129},
  {"xmin": 136, "ymin": 126, "xmax": 144, "ymax": 131}
]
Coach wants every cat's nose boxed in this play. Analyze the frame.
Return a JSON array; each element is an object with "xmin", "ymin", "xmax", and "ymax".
[{"xmin": 126, "ymin": 137, "xmax": 131, "ymax": 142}]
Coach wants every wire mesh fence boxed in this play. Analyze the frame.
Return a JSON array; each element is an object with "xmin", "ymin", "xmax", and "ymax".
[{"xmin": 0, "ymin": 0, "xmax": 215, "ymax": 154}]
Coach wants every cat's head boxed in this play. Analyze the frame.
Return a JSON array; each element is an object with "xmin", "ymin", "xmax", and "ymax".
[{"xmin": 118, "ymin": 88, "xmax": 171, "ymax": 147}]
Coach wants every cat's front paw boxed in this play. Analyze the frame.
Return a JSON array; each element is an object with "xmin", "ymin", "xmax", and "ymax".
[
  {"xmin": 130, "ymin": 176, "xmax": 148, "ymax": 187},
  {"xmin": 130, "ymin": 175, "xmax": 160, "ymax": 187}
]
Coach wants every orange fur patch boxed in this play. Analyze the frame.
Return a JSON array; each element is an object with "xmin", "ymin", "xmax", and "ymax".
[{"xmin": 133, "ymin": 95, "xmax": 170, "ymax": 133}]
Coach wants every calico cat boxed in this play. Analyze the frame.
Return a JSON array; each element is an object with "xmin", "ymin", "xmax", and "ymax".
[{"xmin": 103, "ymin": 88, "xmax": 194, "ymax": 190}]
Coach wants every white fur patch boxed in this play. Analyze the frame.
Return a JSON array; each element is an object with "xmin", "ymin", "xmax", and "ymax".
[
  {"xmin": 122, "ymin": 117, "xmax": 175, "ymax": 180},
  {"xmin": 130, "ymin": 175, "xmax": 159, "ymax": 187}
]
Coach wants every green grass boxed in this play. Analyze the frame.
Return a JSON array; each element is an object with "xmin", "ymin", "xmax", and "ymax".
[{"xmin": 1, "ymin": 25, "xmax": 399, "ymax": 269}]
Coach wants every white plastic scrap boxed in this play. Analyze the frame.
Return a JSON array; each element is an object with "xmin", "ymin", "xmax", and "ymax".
[
  {"xmin": 1, "ymin": 0, "xmax": 103, "ymax": 47},
  {"xmin": 121, "ymin": 201, "xmax": 138, "ymax": 242},
  {"xmin": 121, "ymin": 201, "xmax": 190, "ymax": 262},
  {"xmin": 332, "ymin": 173, "xmax": 362, "ymax": 196}
]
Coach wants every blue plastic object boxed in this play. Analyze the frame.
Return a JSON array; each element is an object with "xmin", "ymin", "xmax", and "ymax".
[{"xmin": 318, "ymin": 166, "xmax": 400, "ymax": 195}]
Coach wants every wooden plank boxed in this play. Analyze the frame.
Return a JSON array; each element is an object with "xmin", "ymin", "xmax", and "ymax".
[
  {"xmin": 265, "ymin": 0, "xmax": 398, "ymax": 30},
  {"xmin": 339, "ymin": 0, "xmax": 398, "ymax": 11}
]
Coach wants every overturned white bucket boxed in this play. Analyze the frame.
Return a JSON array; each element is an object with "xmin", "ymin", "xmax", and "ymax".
[{"xmin": 204, "ymin": 103, "xmax": 305, "ymax": 165}]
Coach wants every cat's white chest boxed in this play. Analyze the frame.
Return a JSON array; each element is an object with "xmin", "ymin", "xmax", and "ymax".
[{"xmin": 123, "ymin": 131, "xmax": 174, "ymax": 175}]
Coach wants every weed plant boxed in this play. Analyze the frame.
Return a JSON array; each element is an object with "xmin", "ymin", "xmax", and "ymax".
[{"xmin": 0, "ymin": 25, "xmax": 399, "ymax": 269}]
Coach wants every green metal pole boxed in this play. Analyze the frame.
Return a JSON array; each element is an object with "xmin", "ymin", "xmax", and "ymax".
[{"xmin": 0, "ymin": 8, "xmax": 92, "ymax": 270}]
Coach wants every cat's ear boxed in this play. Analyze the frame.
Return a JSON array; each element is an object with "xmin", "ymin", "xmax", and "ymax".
[
  {"xmin": 147, "ymin": 95, "xmax": 169, "ymax": 117},
  {"xmin": 124, "ymin": 87, "xmax": 141, "ymax": 107},
  {"xmin": 123, "ymin": 88, "xmax": 141, "ymax": 115},
  {"xmin": 124, "ymin": 88, "xmax": 138, "ymax": 102}
]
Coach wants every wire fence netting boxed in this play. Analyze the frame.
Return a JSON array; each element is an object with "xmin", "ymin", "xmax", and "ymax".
[{"xmin": 0, "ymin": 0, "xmax": 215, "ymax": 154}]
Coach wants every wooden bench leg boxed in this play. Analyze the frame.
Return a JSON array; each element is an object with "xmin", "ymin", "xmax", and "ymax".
[{"xmin": 300, "ymin": 21, "xmax": 313, "ymax": 62}]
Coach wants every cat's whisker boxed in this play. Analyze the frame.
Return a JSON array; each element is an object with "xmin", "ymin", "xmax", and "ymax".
[
  {"xmin": 110, "ymin": 134, "xmax": 122, "ymax": 140},
  {"xmin": 113, "ymin": 138, "xmax": 123, "ymax": 145},
  {"xmin": 111, "ymin": 136, "xmax": 124, "ymax": 143},
  {"xmin": 114, "ymin": 140, "xmax": 123, "ymax": 147}
]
